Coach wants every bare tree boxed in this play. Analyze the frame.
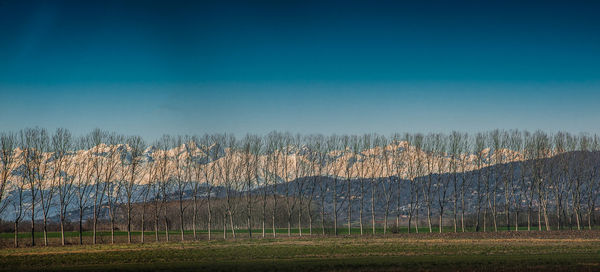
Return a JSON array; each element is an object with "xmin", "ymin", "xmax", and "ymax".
[
  {"xmin": 488, "ymin": 130, "xmax": 504, "ymax": 232},
  {"xmin": 262, "ymin": 134, "xmax": 277, "ymax": 237},
  {"xmin": 171, "ymin": 135, "xmax": 191, "ymax": 241},
  {"xmin": 8, "ymin": 128, "xmax": 600, "ymax": 247},
  {"xmin": 73, "ymin": 135, "xmax": 94, "ymax": 245},
  {"xmin": 242, "ymin": 134, "xmax": 261, "ymax": 238},
  {"xmin": 571, "ymin": 134, "xmax": 586, "ymax": 230},
  {"xmin": 267, "ymin": 132, "xmax": 282, "ymax": 238},
  {"xmin": 432, "ymin": 134, "xmax": 449, "ymax": 233},
  {"xmin": 521, "ymin": 131, "xmax": 536, "ymax": 231},
  {"xmin": 422, "ymin": 134, "xmax": 437, "ymax": 233},
  {"xmin": 458, "ymin": 133, "xmax": 471, "ymax": 232},
  {"xmin": 380, "ymin": 135, "xmax": 396, "ymax": 235},
  {"xmin": 90, "ymin": 130, "xmax": 123, "ymax": 244},
  {"xmin": 327, "ymin": 135, "xmax": 344, "ymax": 236},
  {"xmin": 220, "ymin": 134, "xmax": 239, "ymax": 239},
  {"xmin": 52, "ymin": 128, "xmax": 75, "ymax": 245},
  {"xmin": 20, "ymin": 127, "xmax": 51, "ymax": 246},
  {"xmin": 341, "ymin": 135, "xmax": 354, "ymax": 235},
  {"xmin": 280, "ymin": 133, "xmax": 297, "ymax": 237},
  {"xmin": 155, "ymin": 135, "xmax": 172, "ymax": 242},
  {"xmin": 449, "ymin": 132, "xmax": 465, "ymax": 232},
  {"xmin": 357, "ymin": 134, "xmax": 370, "ymax": 235},
  {"xmin": 148, "ymin": 141, "xmax": 163, "ymax": 242},
  {"xmin": 473, "ymin": 133, "xmax": 486, "ymax": 232},
  {"xmin": 551, "ymin": 132, "xmax": 568, "ymax": 230},
  {"xmin": 480, "ymin": 132, "xmax": 493, "ymax": 232},
  {"xmin": 531, "ymin": 131, "xmax": 551, "ymax": 231},
  {"xmin": 120, "ymin": 135, "xmax": 145, "ymax": 243},
  {"xmin": 189, "ymin": 135, "xmax": 208, "ymax": 240},
  {"xmin": 366, "ymin": 134, "xmax": 382, "ymax": 235},
  {"xmin": 506, "ymin": 130, "xmax": 522, "ymax": 231},
  {"xmin": 204, "ymin": 134, "xmax": 222, "ymax": 240},
  {"xmin": 0, "ymin": 132, "xmax": 16, "ymax": 218},
  {"xmin": 259, "ymin": 141, "xmax": 270, "ymax": 238},
  {"xmin": 310, "ymin": 135, "xmax": 328, "ymax": 236},
  {"xmin": 10, "ymin": 168, "xmax": 26, "ymax": 247},
  {"xmin": 584, "ymin": 135, "xmax": 599, "ymax": 230},
  {"xmin": 405, "ymin": 133, "xmax": 424, "ymax": 233},
  {"xmin": 305, "ymin": 134, "xmax": 324, "ymax": 236},
  {"xmin": 391, "ymin": 134, "xmax": 405, "ymax": 231},
  {"xmin": 107, "ymin": 133, "xmax": 125, "ymax": 244},
  {"xmin": 294, "ymin": 135, "xmax": 309, "ymax": 237},
  {"xmin": 37, "ymin": 130, "xmax": 54, "ymax": 247},
  {"xmin": 140, "ymin": 145, "xmax": 157, "ymax": 244},
  {"xmin": 509, "ymin": 131, "xmax": 524, "ymax": 231}
]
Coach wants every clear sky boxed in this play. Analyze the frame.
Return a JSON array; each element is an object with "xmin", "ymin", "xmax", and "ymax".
[{"xmin": 1, "ymin": 0, "xmax": 599, "ymax": 140}]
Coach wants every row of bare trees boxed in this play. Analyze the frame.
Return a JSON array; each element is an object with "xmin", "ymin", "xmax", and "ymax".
[{"xmin": 0, "ymin": 128, "xmax": 599, "ymax": 247}]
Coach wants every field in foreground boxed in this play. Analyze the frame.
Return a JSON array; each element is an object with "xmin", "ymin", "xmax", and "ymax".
[{"xmin": 1, "ymin": 231, "xmax": 600, "ymax": 271}]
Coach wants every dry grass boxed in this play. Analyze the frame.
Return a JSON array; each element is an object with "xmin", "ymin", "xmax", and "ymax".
[{"xmin": 1, "ymin": 231, "xmax": 600, "ymax": 271}]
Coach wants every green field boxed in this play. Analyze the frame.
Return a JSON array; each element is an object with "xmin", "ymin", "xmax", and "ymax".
[
  {"xmin": 1, "ymin": 225, "xmax": 561, "ymax": 239},
  {"xmin": 1, "ymin": 231, "xmax": 600, "ymax": 271}
]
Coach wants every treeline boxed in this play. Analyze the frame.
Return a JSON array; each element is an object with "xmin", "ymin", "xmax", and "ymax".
[{"xmin": 0, "ymin": 128, "xmax": 599, "ymax": 247}]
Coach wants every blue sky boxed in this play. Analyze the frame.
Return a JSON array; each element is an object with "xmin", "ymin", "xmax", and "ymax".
[{"xmin": 1, "ymin": 0, "xmax": 599, "ymax": 140}]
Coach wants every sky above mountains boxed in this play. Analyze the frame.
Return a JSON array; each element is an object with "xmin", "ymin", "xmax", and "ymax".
[{"xmin": 1, "ymin": 0, "xmax": 599, "ymax": 140}]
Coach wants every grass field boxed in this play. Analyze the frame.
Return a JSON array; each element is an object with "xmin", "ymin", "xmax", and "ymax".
[
  {"xmin": 1, "ymin": 230, "xmax": 600, "ymax": 271},
  {"xmin": 3, "ymin": 225, "xmax": 577, "ymax": 239}
]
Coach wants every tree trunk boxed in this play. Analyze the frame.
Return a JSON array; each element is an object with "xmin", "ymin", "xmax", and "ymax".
[
  {"xmin": 141, "ymin": 207, "xmax": 145, "ymax": 244},
  {"xmin": 384, "ymin": 208, "xmax": 389, "ymax": 235},
  {"xmin": 415, "ymin": 200, "xmax": 419, "ymax": 233},
  {"xmin": 207, "ymin": 197, "xmax": 212, "ymax": 241},
  {"xmin": 287, "ymin": 212, "xmax": 291, "ymax": 237},
  {"xmin": 506, "ymin": 202, "xmax": 510, "ymax": 232},
  {"xmin": 31, "ymin": 202, "xmax": 35, "ymax": 246},
  {"xmin": 371, "ymin": 183, "xmax": 375, "ymax": 235},
  {"xmin": 193, "ymin": 196, "xmax": 197, "ymax": 240},
  {"xmin": 439, "ymin": 207, "xmax": 444, "ymax": 233},
  {"xmin": 60, "ymin": 217, "xmax": 65, "ymax": 246},
  {"xmin": 483, "ymin": 206, "xmax": 488, "ymax": 232},
  {"xmin": 154, "ymin": 204, "xmax": 159, "ymax": 242},
  {"xmin": 272, "ymin": 209, "xmax": 276, "ymax": 238},
  {"xmin": 248, "ymin": 206, "xmax": 252, "ymax": 238},
  {"xmin": 14, "ymin": 221, "xmax": 19, "ymax": 248},
  {"xmin": 111, "ymin": 217, "xmax": 115, "ymax": 244},
  {"xmin": 333, "ymin": 183, "xmax": 338, "ymax": 236},
  {"xmin": 298, "ymin": 205, "xmax": 302, "ymax": 237},
  {"xmin": 164, "ymin": 209, "xmax": 170, "ymax": 242},
  {"xmin": 527, "ymin": 199, "xmax": 532, "ymax": 231},
  {"xmin": 359, "ymin": 195, "xmax": 364, "ymax": 236},
  {"xmin": 127, "ymin": 201, "xmax": 132, "ymax": 243},
  {"xmin": 93, "ymin": 206, "xmax": 97, "ymax": 245},
  {"xmin": 321, "ymin": 198, "xmax": 326, "ymax": 235},
  {"xmin": 347, "ymin": 180, "xmax": 351, "ymax": 236},
  {"xmin": 223, "ymin": 215, "xmax": 227, "ymax": 239},
  {"xmin": 180, "ymin": 202, "xmax": 185, "ymax": 241},
  {"xmin": 79, "ymin": 208, "xmax": 84, "ymax": 245},
  {"xmin": 427, "ymin": 203, "xmax": 432, "ymax": 233},
  {"xmin": 309, "ymin": 212, "xmax": 313, "ymax": 236},
  {"xmin": 43, "ymin": 217, "xmax": 48, "ymax": 246},
  {"xmin": 229, "ymin": 210, "xmax": 236, "ymax": 239},
  {"xmin": 515, "ymin": 209, "xmax": 519, "ymax": 231},
  {"xmin": 538, "ymin": 195, "xmax": 542, "ymax": 231},
  {"xmin": 555, "ymin": 196, "xmax": 561, "ymax": 231},
  {"xmin": 262, "ymin": 202, "xmax": 266, "ymax": 238},
  {"xmin": 461, "ymin": 189, "xmax": 465, "ymax": 232},
  {"xmin": 453, "ymin": 196, "xmax": 457, "ymax": 233}
]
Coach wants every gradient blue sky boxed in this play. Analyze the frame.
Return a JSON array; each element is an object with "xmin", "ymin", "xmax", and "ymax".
[{"xmin": 1, "ymin": 0, "xmax": 599, "ymax": 140}]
